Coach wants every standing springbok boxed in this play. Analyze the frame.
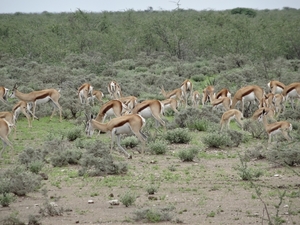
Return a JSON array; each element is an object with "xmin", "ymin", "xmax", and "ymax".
[
  {"xmin": 85, "ymin": 114, "xmax": 147, "ymax": 158},
  {"xmin": 220, "ymin": 109, "xmax": 244, "ymax": 131},
  {"xmin": 191, "ymin": 91, "xmax": 201, "ymax": 108},
  {"xmin": 161, "ymin": 98, "xmax": 179, "ymax": 114},
  {"xmin": 107, "ymin": 81, "xmax": 122, "ymax": 99},
  {"xmin": 210, "ymin": 92, "xmax": 231, "ymax": 111},
  {"xmin": 259, "ymin": 109, "xmax": 292, "ymax": 144},
  {"xmin": 202, "ymin": 86, "xmax": 215, "ymax": 106},
  {"xmin": 160, "ymin": 86, "xmax": 183, "ymax": 103},
  {"xmin": 267, "ymin": 80, "xmax": 285, "ymax": 94},
  {"xmin": 0, "ymin": 86, "xmax": 9, "ymax": 105},
  {"xmin": 131, "ymin": 99, "xmax": 165, "ymax": 130},
  {"xmin": 10, "ymin": 84, "xmax": 62, "ymax": 122},
  {"xmin": 282, "ymin": 82, "xmax": 300, "ymax": 109},
  {"xmin": 87, "ymin": 90, "xmax": 104, "ymax": 106},
  {"xmin": 78, "ymin": 83, "xmax": 93, "ymax": 105},
  {"xmin": 12, "ymin": 101, "xmax": 38, "ymax": 128},
  {"xmin": 95, "ymin": 100, "xmax": 128, "ymax": 122},
  {"xmin": 230, "ymin": 85, "xmax": 264, "ymax": 116},
  {"xmin": 180, "ymin": 79, "xmax": 193, "ymax": 108},
  {"xmin": 0, "ymin": 118, "xmax": 14, "ymax": 157}
]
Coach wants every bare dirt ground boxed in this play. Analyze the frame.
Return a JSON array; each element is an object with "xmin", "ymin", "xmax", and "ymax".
[{"xmin": 1, "ymin": 143, "xmax": 300, "ymax": 225}]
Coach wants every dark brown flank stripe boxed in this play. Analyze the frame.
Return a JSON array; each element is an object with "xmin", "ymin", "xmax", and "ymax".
[
  {"xmin": 285, "ymin": 85, "xmax": 296, "ymax": 95},
  {"xmin": 12, "ymin": 102, "xmax": 22, "ymax": 111},
  {"xmin": 100, "ymin": 100, "xmax": 120, "ymax": 114},
  {"xmin": 79, "ymin": 85, "xmax": 88, "ymax": 92},
  {"xmin": 269, "ymin": 123, "xmax": 282, "ymax": 133},
  {"xmin": 276, "ymin": 83, "xmax": 285, "ymax": 89},
  {"xmin": 241, "ymin": 88, "xmax": 255, "ymax": 98},
  {"xmin": 35, "ymin": 93, "xmax": 50, "ymax": 100}
]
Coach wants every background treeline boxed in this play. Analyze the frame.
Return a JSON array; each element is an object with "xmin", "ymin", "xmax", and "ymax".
[{"xmin": 1, "ymin": 7, "xmax": 300, "ymax": 64}]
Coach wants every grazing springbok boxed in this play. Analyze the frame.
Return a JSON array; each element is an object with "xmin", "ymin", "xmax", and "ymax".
[
  {"xmin": 191, "ymin": 91, "xmax": 201, "ymax": 108},
  {"xmin": 95, "ymin": 100, "xmax": 128, "ymax": 122},
  {"xmin": 282, "ymin": 82, "xmax": 300, "ymax": 109},
  {"xmin": 230, "ymin": 85, "xmax": 264, "ymax": 116},
  {"xmin": 78, "ymin": 83, "xmax": 93, "ymax": 105},
  {"xmin": 202, "ymin": 86, "xmax": 215, "ymax": 105},
  {"xmin": 85, "ymin": 114, "xmax": 147, "ymax": 158},
  {"xmin": 215, "ymin": 88, "xmax": 231, "ymax": 99},
  {"xmin": 0, "ymin": 86, "xmax": 9, "ymax": 105},
  {"xmin": 220, "ymin": 109, "xmax": 244, "ymax": 131},
  {"xmin": 267, "ymin": 80, "xmax": 285, "ymax": 94},
  {"xmin": 0, "ymin": 118, "xmax": 14, "ymax": 157},
  {"xmin": 87, "ymin": 90, "xmax": 104, "ymax": 106},
  {"xmin": 160, "ymin": 86, "xmax": 183, "ymax": 103},
  {"xmin": 131, "ymin": 99, "xmax": 165, "ymax": 130},
  {"xmin": 10, "ymin": 84, "xmax": 62, "ymax": 122},
  {"xmin": 273, "ymin": 93, "xmax": 285, "ymax": 116},
  {"xmin": 259, "ymin": 109, "xmax": 292, "ymax": 144},
  {"xmin": 118, "ymin": 96, "xmax": 138, "ymax": 110},
  {"xmin": 161, "ymin": 98, "xmax": 179, "ymax": 114},
  {"xmin": 251, "ymin": 107, "xmax": 275, "ymax": 121},
  {"xmin": 107, "ymin": 81, "xmax": 122, "ymax": 99},
  {"xmin": 210, "ymin": 92, "xmax": 231, "ymax": 111},
  {"xmin": 180, "ymin": 79, "xmax": 193, "ymax": 108},
  {"xmin": 12, "ymin": 101, "xmax": 38, "ymax": 128}
]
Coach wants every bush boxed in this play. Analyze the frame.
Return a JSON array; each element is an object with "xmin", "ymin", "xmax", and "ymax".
[
  {"xmin": 50, "ymin": 148, "xmax": 82, "ymax": 167},
  {"xmin": 121, "ymin": 136, "xmax": 139, "ymax": 148},
  {"xmin": 78, "ymin": 141, "xmax": 128, "ymax": 177},
  {"xmin": 148, "ymin": 139, "xmax": 167, "ymax": 155},
  {"xmin": 266, "ymin": 142, "xmax": 300, "ymax": 166},
  {"xmin": 243, "ymin": 119, "xmax": 266, "ymax": 139},
  {"xmin": 0, "ymin": 166, "xmax": 42, "ymax": 196},
  {"xmin": 120, "ymin": 191, "xmax": 136, "ymax": 207},
  {"xmin": 0, "ymin": 193, "xmax": 16, "ymax": 207},
  {"xmin": 133, "ymin": 206, "xmax": 175, "ymax": 223},
  {"xmin": 164, "ymin": 128, "xmax": 191, "ymax": 144},
  {"xmin": 178, "ymin": 147, "xmax": 199, "ymax": 162},
  {"xmin": 146, "ymin": 185, "xmax": 159, "ymax": 195},
  {"xmin": 18, "ymin": 147, "xmax": 46, "ymax": 168},
  {"xmin": 187, "ymin": 119, "xmax": 209, "ymax": 131},
  {"xmin": 202, "ymin": 132, "xmax": 230, "ymax": 148},
  {"xmin": 66, "ymin": 127, "xmax": 82, "ymax": 141}
]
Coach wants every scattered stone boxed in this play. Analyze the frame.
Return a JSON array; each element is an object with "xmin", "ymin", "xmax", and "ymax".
[
  {"xmin": 34, "ymin": 204, "xmax": 39, "ymax": 207},
  {"xmin": 50, "ymin": 202, "xmax": 58, "ymax": 207},
  {"xmin": 109, "ymin": 193, "xmax": 114, "ymax": 197},
  {"xmin": 274, "ymin": 174, "xmax": 279, "ymax": 177},
  {"xmin": 284, "ymin": 205, "xmax": 289, "ymax": 208},
  {"xmin": 39, "ymin": 172, "xmax": 48, "ymax": 180},
  {"xmin": 88, "ymin": 200, "xmax": 94, "ymax": 204},
  {"xmin": 75, "ymin": 220, "xmax": 79, "ymax": 223},
  {"xmin": 109, "ymin": 199, "xmax": 120, "ymax": 205}
]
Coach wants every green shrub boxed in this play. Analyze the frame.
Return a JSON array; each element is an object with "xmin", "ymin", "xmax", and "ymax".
[
  {"xmin": 121, "ymin": 136, "xmax": 139, "ymax": 148},
  {"xmin": 28, "ymin": 161, "xmax": 44, "ymax": 174},
  {"xmin": 0, "ymin": 193, "xmax": 16, "ymax": 207},
  {"xmin": 18, "ymin": 147, "xmax": 46, "ymax": 168},
  {"xmin": 66, "ymin": 127, "xmax": 82, "ymax": 141},
  {"xmin": 164, "ymin": 128, "xmax": 191, "ymax": 144},
  {"xmin": 243, "ymin": 119, "xmax": 266, "ymax": 139},
  {"xmin": 0, "ymin": 166, "xmax": 42, "ymax": 196},
  {"xmin": 266, "ymin": 142, "xmax": 300, "ymax": 166},
  {"xmin": 50, "ymin": 148, "xmax": 82, "ymax": 167},
  {"xmin": 148, "ymin": 139, "xmax": 167, "ymax": 155},
  {"xmin": 191, "ymin": 74, "xmax": 205, "ymax": 82},
  {"xmin": 178, "ymin": 147, "xmax": 199, "ymax": 162},
  {"xmin": 133, "ymin": 206, "xmax": 175, "ymax": 223},
  {"xmin": 202, "ymin": 132, "xmax": 230, "ymax": 148},
  {"xmin": 146, "ymin": 185, "xmax": 159, "ymax": 195},
  {"xmin": 78, "ymin": 141, "xmax": 128, "ymax": 177},
  {"xmin": 187, "ymin": 119, "xmax": 209, "ymax": 131},
  {"xmin": 120, "ymin": 191, "xmax": 136, "ymax": 207},
  {"xmin": 1, "ymin": 214, "xmax": 26, "ymax": 225}
]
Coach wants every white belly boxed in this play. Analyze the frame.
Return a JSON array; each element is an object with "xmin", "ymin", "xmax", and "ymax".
[
  {"xmin": 36, "ymin": 96, "xmax": 51, "ymax": 105},
  {"xmin": 106, "ymin": 108, "xmax": 116, "ymax": 117},
  {"xmin": 113, "ymin": 123, "xmax": 132, "ymax": 135},
  {"xmin": 138, "ymin": 107, "xmax": 153, "ymax": 119},
  {"xmin": 242, "ymin": 92, "xmax": 256, "ymax": 102},
  {"xmin": 287, "ymin": 89, "xmax": 300, "ymax": 98}
]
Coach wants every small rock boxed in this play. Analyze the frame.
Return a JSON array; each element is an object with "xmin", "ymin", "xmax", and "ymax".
[
  {"xmin": 88, "ymin": 200, "xmax": 94, "ymax": 204},
  {"xmin": 49, "ymin": 202, "xmax": 58, "ymax": 207},
  {"xmin": 274, "ymin": 174, "xmax": 279, "ymax": 177},
  {"xmin": 109, "ymin": 193, "xmax": 114, "ymax": 197},
  {"xmin": 109, "ymin": 199, "xmax": 120, "ymax": 205},
  {"xmin": 284, "ymin": 205, "xmax": 289, "ymax": 208}
]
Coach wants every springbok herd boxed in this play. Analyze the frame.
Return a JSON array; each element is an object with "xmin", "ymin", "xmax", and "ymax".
[{"xmin": 0, "ymin": 79, "xmax": 299, "ymax": 158}]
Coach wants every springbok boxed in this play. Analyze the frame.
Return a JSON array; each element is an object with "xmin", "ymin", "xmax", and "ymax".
[
  {"xmin": 107, "ymin": 81, "xmax": 122, "ymax": 99},
  {"xmin": 210, "ymin": 93, "xmax": 231, "ymax": 111},
  {"xmin": 230, "ymin": 85, "xmax": 264, "ymax": 116},
  {"xmin": 12, "ymin": 101, "xmax": 38, "ymax": 128},
  {"xmin": 259, "ymin": 109, "xmax": 292, "ymax": 144},
  {"xmin": 161, "ymin": 98, "xmax": 179, "ymax": 114},
  {"xmin": 118, "ymin": 96, "xmax": 138, "ymax": 111},
  {"xmin": 191, "ymin": 91, "xmax": 201, "ymax": 108},
  {"xmin": 160, "ymin": 86, "xmax": 183, "ymax": 103},
  {"xmin": 95, "ymin": 100, "xmax": 128, "ymax": 122},
  {"xmin": 251, "ymin": 107, "xmax": 275, "ymax": 121},
  {"xmin": 131, "ymin": 99, "xmax": 165, "ymax": 129},
  {"xmin": 10, "ymin": 84, "xmax": 62, "ymax": 122},
  {"xmin": 220, "ymin": 109, "xmax": 244, "ymax": 131},
  {"xmin": 85, "ymin": 114, "xmax": 147, "ymax": 158},
  {"xmin": 215, "ymin": 88, "xmax": 231, "ymax": 99},
  {"xmin": 87, "ymin": 90, "xmax": 104, "ymax": 106},
  {"xmin": 78, "ymin": 83, "xmax": 93, "ymax": 105},
  {"xmin": 267, "ymin": 80, "xmax": 285, "ymax": 94},
  {"xmin": 0, "ymin": 118, "xmax": 14, "ymax": 157},
  {"xmin": 282, "ymin": 82, "xmax": 300, "ymax": 109},
  {"xmin": 202, "ymin": 86, "xmax": 214, "ymax": 106},
  {"xmin": 0, "ymin": 86, "xmax": 9, "ymax": 105},
  {"xmin": 180, "ymin": 79, "xmax": 193, "ymax": 108}
]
